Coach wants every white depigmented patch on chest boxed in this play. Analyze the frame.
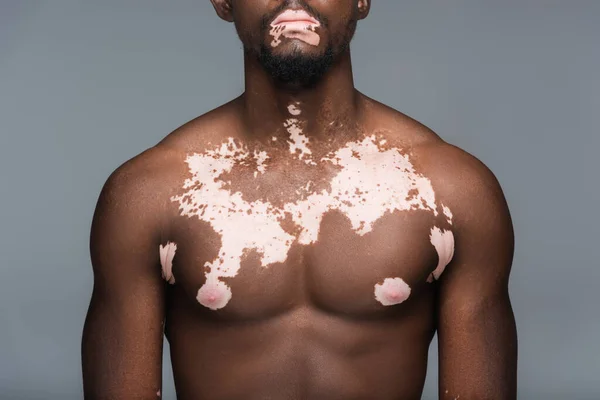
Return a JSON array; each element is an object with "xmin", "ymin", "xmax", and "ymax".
[
  {"xmin": 284, "ymin": 105, "xmax": 315, "ymax": 165},
  {"xmin": 279, "ymin": 135, "xmax": 443, "ymax": 250},
  {"xmin": 253, "ymin": 149, "xmax": 269, "ymax": 178},
  {"xmin": 285, "ymin": 118, "xmax": 314, "ymax": 163},
  {"xmin": 171, "ymin": 138, "xmax": 296, "ymax": 309},
  {"xmin": 374, "ymin": 277, "xmax": 411, "ymax": 306},
  {"xmin": 287, "ymin": 103, "xmax": 301, "ymax": 116},
  {"xmin": 442, "ymin": 204, "xmax": 453, "ymax": 224},
  {"xmin": 168, "ymin": 106, "xmax": 454, "ymax": 309}
]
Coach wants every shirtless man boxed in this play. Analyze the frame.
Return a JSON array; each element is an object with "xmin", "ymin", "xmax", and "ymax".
[{"xmin": 82, "ymin": 1, "xmax": 517, "ymax": 399}]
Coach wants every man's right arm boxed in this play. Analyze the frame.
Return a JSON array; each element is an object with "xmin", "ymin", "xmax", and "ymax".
[{"xmin": 82, "ymin": 153, "xmax": 166, "ymax": 399}]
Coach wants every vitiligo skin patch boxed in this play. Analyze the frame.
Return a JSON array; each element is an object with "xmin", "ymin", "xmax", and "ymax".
[
  {"xmin": 374, "ymin": 277, "xmax": 411, "ymax": 306},
  {"xmin": 196, "ymin": 277, "xmax": 233, "ymax": 311},
  {"xmin": 287, "ymin": 103, "xmax": 301, "ymax": 116},
  {"xmin": 159, "ymin": 241, "xmax": 177, "ymax": 284},
  {"xmin": 442, "ymin": 205, "xmax": 453, "ymax": 224},
  {"xmin": 427, "ymin": 226, "xmax": 455, "ymax": 283},
  {"xmin": 285, "ymin": 118, "xmax": 315, "ymax": 164},
  {"xmin": 168, "ymin": 103, "xmax": 454, "ymax": 309},
  {"xmin": 270, "ymin": 9, "xmax": 321, "ymax": 48}
]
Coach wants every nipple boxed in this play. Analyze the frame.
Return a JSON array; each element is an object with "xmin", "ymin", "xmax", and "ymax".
[
  {"xmin": 197, "ymin": 279, "xmax": 232, "ymax": 310},
  {"xmin": 374, "ymin": 277, "xmax": 411, "ymax": 306}
]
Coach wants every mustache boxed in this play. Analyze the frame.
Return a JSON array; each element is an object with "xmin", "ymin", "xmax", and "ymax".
[{"xmin": 260, "ymin": 1, "xmax": 328, "ymax": 32}]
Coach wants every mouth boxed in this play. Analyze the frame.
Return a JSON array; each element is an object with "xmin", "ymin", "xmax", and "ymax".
[{"xmin": 271, "ymin": 9, "xmax": 320, "ymax": 27}]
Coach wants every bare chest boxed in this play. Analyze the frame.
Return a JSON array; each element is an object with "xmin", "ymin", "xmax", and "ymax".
[{"xmin": 160, "ymin": 134, "xmax": 454, "ymax": 318}]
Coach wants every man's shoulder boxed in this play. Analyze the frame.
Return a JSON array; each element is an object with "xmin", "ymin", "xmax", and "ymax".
[
  {"xmin": 366, "ymin": 99, "xmax": 502, "ymax": 198},
  {"xmin": 157, "ymin": 99, "xmax": 241, "ymax": 152},
  {"xmin": 410, "ymin": 137, "xmax": 510, "ymax": 230},
  {"xmin": 95, "ymin": 146, "xmax": 181, "ymax": 222},
  {"xmin": 96, "ymin": 100, "xmax": 241, "ymax": 225},
  {"xmin": 414, "ymin": 139, "xmax": 500, "ymax": 191},
  {"xmin": 104, "ymin": 101, "xmax": 239, "ymax": 199},
  {"xmin": 368, "ymin": 100, "xmax": 509, "ymax": 220},
  {"xmin": 363, "ymin": 96, "xmax": 440, "ymax": 146}
]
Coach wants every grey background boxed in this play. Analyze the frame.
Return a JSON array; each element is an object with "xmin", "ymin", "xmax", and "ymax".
[{"xmin": 1, "ymin": 1, "xmax": 598, "ymax": 399}]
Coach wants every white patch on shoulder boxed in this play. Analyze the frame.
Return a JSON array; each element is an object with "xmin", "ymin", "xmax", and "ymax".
[
  {"xmin": 427, "ymin": 226, "xmax": 455, "ymax": 282},
  {"xmin": 374, "ymin": 277, "xmax": 411, "ymax": 306},
  {"xmin": 159, "ymin": 241, "xmax": 177, "ymax": 284},
  {"xmin": 171, "ymin": 132, "xmax": 451, "ymax": 310}
]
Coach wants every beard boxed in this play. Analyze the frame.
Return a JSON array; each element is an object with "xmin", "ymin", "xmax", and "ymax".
[{"xmin": 255, "ymin": 43, "xmax": 336, "ymax": 89}]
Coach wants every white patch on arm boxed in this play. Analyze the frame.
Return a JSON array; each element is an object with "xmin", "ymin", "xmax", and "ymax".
[
  {"xmin": 159, "ymin": 241, "xmax": 177, "ymax": 284},
  {"xmin": 427, "ymin": 226, "xmax": 455, "ymax": 282}
]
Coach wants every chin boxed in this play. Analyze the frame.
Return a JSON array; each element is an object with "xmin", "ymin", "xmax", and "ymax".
[{"xmin": 254, "ymin": 39, "xmax": 335, "ymax": 88}]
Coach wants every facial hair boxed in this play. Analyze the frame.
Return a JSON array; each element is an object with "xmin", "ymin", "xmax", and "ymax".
[{"xmin": 255, "ymin": 42, "xmax": 336, "ymax": 88}]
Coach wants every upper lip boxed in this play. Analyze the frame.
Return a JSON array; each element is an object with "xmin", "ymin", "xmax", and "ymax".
[{"xmin": 271, "ymin": 9, "xmax": 320, "ymax": 26}]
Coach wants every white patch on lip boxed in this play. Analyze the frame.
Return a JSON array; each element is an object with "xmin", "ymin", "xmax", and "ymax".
[
  {"xmin": 374, "ymin": 277, "xmax": 411, "ymax": 306},
  {"xmin": 171, "ymin": 134, "xmax": 450, "ymax": 310},
  {"xmin": 427, "ymin": 226, "xmax": 455, "ymax": 282},
  {"xmin": 270, "ymin": 25, "xmax": 283, "ymax": 47},
  {"xmin": 159, "ymin": 241, "xmax": 177, "ymax": 284},
  {"xmin": 269, "ymin": 10, "xmax": 321, "ymax": 47}
]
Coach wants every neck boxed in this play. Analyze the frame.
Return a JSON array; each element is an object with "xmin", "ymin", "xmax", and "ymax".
[{"xmin": 239, "ymin": 50, "xmax": 361, "ymax": 139}]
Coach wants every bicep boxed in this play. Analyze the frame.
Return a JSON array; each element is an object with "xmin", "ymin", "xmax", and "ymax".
[
  {"xmin": 436, "ymin": 158, "xmax": 517, "ymax": 400},
  {"xmin": 82, "ymin": 168, "xmax": 165, "ymax": 399}
]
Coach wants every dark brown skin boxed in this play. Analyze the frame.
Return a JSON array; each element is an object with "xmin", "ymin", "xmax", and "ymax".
[{"xmin": 82, "ymin": 1, "xmax": 517, "ymax": 399}]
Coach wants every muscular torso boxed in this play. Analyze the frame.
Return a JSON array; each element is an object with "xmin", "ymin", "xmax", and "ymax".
[{"xmin": 157, "ymin": 101, "xmax": 454, "ymax": 399}]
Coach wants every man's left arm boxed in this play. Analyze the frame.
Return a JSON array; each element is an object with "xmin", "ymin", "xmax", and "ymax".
[{"xmin": 435, "ymin": 150, "xmax": 517, "ymax": 400}]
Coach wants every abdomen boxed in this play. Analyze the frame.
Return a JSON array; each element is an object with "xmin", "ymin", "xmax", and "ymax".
[{"xmin": 166, "ymin": 291, "xmax": 436, "ymax": 400}]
